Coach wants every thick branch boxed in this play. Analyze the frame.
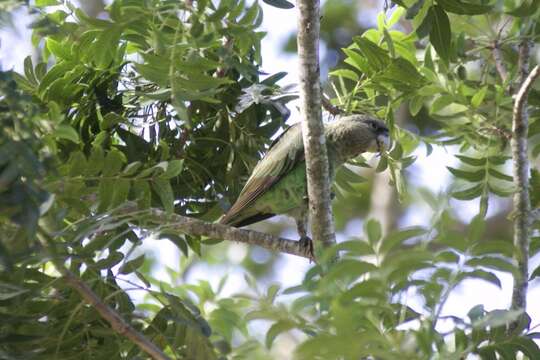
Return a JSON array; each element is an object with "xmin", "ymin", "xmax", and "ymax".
[
  {"xmin": 510, "ymin": 38, "xmax": 539, "ymax": 314},
  {"xmin": 297, "ymin": 0, "xmax": 336, "ymax": 251},
  {"xmin": 145, "ymin": 208, "xmax": 312, "ymax": 258},
  {"xmin": 38, "ymin": 235, "xmax": 170, "ymax": 360}
]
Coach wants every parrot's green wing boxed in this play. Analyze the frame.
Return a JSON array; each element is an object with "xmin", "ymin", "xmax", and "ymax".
[{"xmin": 220, "ymin": 123, "xmax": 304, "ymax": 226}]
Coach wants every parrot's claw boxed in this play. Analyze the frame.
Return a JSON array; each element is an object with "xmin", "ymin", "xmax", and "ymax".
[{"xmin": 299, "ymin": 236, "xmax": 315, "ymax": 262}]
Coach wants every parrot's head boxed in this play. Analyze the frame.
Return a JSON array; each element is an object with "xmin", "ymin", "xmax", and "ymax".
[
  {"xmin": 362, "ymin": 117, "xmax": 390, "ymax": 153},
  {"xmin": 327, "ymin": 114, "xmax": 390, "ymax": 163}
]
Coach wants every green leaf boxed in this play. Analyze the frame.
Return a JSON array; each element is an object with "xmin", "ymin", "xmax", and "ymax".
[
  {"xmin": 329, "ymin": 69, "xmax": 359, "ymax": 81},
  {"xmin": 473, "ymin": 309, "xmax": 524, "ymax": 329},
  {"xmin": 93, "ymin": 27, "xmax": 122, "ymax": 68},
  {"xmin": 68, "ymin": 151, "xmax": 87, "ymax": 177},
  {"xmin": 265, "ymin": 320, "xmax": 296, "ymax": 348},
  {"xmin": 98, "ymin": 179, "xmax": 115, "ymax": 211},
  {"xmin": 87, "ymin": 146, "xmax": 105, "ymax": 176},
  {"xmin": 471, "ymin": 85, "xmax": 488, "ymax": 108},
  {"xmin": 111, "ymin": 178, "xmax": 130, "ymax": 207},
  {"xmin": 322, "ymin": 259, "xmax": 377, "ymax": 285},
  {"xmin": 160, "ymin": 160, "xmax": 184, "ymax": 179},
  {"xmin": 365, "ymin": 219, "xmax": 382, "ymax": 245},
  {"xmin": 46, "ymin": 38, "xmax": 71, "ymax": 59},
  {"xmin": 353, "ymin": 37, "xmax": 390, "ymax": 72},
  {"xmin": 0, "ymin": 282, "xmax": 28, "ymax": 300},
  {"xmin": 379, "ymin": 58, "xmax": 426, "ymax": 90},
  {"xmin": 409, "ymin": 95, "xmax": 425, "ymax": 116},
  {"xmin": 119, "ymin": 255, "xmax": 145, "ymax": 275},
  {"xmin": 488, "ymin": 168, "xmax": 513, "ymax": 182},
  {"xmin": 407, "ymin": 0, "xmax": 425, "ymax": 19},
  {"xmin": 94, "ymin": 251, "xmax": 124, "ymax": 269},
  {"xmin": 382, "ymin": 29, "xmax": 395, "ymax": 58},
  {"xmin": 471, "ymin": 240, "xmax": 514, "ymax": 257},
  {"xmin": 334, "ymin": 240, "xmax": 374, "ymax": 256},
  {"xmin": 380, "ymin": 227, "xmax": 426, "ymax": 254},
  {"xmin": 506, "ymin": 0, "xmax": 540, "ymax": 17},
  {"xmin": 467, "ymin": 215, "xmax": 485, "ymax": 243},
  {"xmin": 455, "ymin": 155, "xmax": 486, "ymax": 167},
  {"xmin": 23, "ymin": 56, "xmax": 37, "ymax": 85},
  {"xmin": 457, "ymin": 270, "xmax": 502, "ymax": 289},
  {"xmin": 11, "ymin": 72, "xmax": 35, "ymax": 92},
  {"xmin": 447, "ymin": 167, "xmax": 485, "ymax": 182},
  {"xmin": 487, "ymin": 155, "xmax": 510, "ymax": 165},
  {"xmin": 467, "ymin": 304, "xmax": 485, "ymax": 321},
  {"xmin": 388, "ymin": 6, "xmax": 406, "ymax": 27},
  {"xmin": 133, "ymin": 180, "xmax": 151, "ymax": 209},
  {"xmin": 507, "ymin": 337, "xmax": 540, "ymax": 359},
  {"xmin": 341, "ymin": 279, "xmax": 385, "ymax": 302},
  {"xmin": 466, "ymin": 256, "xmax": 517, "ymax": 274},
  {"xmin": 343, "ymin": 48, "xmax": 371, "ymax": 74},
  {"xmin": 262, "ymin": 0, "xmax": 294, "ymax": 9},
  {"xmin": 54, "ymin": 124, "xmax": 80, "ymax": 143},
  {"xmin": 488, "ymin": 182, "xmax": 514, "ymax": 197},
  {"xmin": 429, "ymin": 6, "xmax": 451, "ymax": 65},
  {"xmin": 437, "ymin": 0, "xmax": 493, "ymax": 15},
  {"xmin": 435, "ymin": 250, "xmax": 460, "ymax": 263},
  {"xmin": 164, "ymin": 234, "xmax": 189, "ymax": 257},
  {"xmin": 103, "ymin": 149, "xmax": 126, "ymax": 176},
  {"xmin": 101, "ymin": 113, "xmax": 125, "ymax": 130},
  {"xmin": 35, "ymin": 0, "xmax": 60, "ymax": 6},
  {"xmin": 416, "ymin": 6, "xmax": 433, "ymax": 38},
  {"xmin": 238, "ymin": 1, "xmax": 260, "ymax": 25},
  {"xmin": 530, "ymin": 264, "xmax": 540, "ymax": 280},
  {"xmin": 122, "ymin": 162, "xmax": 143, "ymax": 177},
  {"xmin": 153, "ymin": 178, "xmax": 174, "ymax": 213},
  {"xmin": 430, "ymin": 95, "xmax": 455, "ymax": 114}
]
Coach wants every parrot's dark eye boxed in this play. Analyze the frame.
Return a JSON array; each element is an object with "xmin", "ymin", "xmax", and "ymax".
[{"xmin": 370, "ymin": 122, "xmax": 377, "ymax": 130}]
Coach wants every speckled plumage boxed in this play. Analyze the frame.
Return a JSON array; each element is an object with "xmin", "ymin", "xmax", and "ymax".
[{"xmin": 219, "ymin": 115, "xmax": 389, "ymax": 234}]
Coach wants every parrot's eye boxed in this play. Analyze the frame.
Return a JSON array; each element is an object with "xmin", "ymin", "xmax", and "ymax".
[{"xmin": 370, "ymin": 122, "xmax": 377, "ymax": 130}]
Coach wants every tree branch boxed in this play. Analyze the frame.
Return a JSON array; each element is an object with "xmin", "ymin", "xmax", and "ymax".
[
  {"xmin": 491, "ymin": 40, "xmax": 509, "ymax": 85},
  {"xmin": 510, "ymin": 38, "xmax": 539, "ymax": 315},
  {"xmin": 38, "ymin": 235, "xmax": 171, "ymax": 360},
  {"xmin": 297, "ymin": 0, "xmax": 337, "ymax": 251},
  {"xmin": 61, "ymin": 270, "xmax": 171, "ymax": 360},
  {"xmin": 144, "ymin": 208, "xmax": 312, "ymax": 258},
  {"xmin": 321, "ymin": 94, "xmax": 343, "ymax": 116}
]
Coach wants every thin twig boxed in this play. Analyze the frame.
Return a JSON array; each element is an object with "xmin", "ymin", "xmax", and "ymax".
[
  {"xmin": 38, "ymin": 234, "xmax": 171, "ymax": 360},
  {"xmin": 297, "ymin": 0, "xmax": 337, "ymax": 252},
  {"xmin": 509, "ymin": 37, "xmax": 539, "ymax": 319},
  {"xmin": 491, "ymin": 41, "xmax": 509, "ymax": 84},
  {"xmin": 321, "ymin": 94, "xmax": 343, "ymax": 116},
  {"xmin": 144, "ymin": 208, "xmax": 312, "ymax": 259},
  {"xmin": 491, "ymin": 18, "xmax": 512, "ymax": 86}
]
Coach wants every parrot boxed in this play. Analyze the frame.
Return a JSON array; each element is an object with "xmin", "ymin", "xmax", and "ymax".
[{"xmin": 219, "ymin": 114, "xmax": 390, "ymax": 254}]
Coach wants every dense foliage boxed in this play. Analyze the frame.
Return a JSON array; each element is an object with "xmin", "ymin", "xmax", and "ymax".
[{"xmin": 1, "ymin": 0, "xmax": 540, "ymax": 359}]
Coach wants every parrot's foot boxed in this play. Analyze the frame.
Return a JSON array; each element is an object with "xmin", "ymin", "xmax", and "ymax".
[{"xmin": 299, "ymin": 236, "xmax": 314, "ymax": 262}]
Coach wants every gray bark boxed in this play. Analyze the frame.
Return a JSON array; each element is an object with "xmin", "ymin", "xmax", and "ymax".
[
  {"xmin": 510, "ymin": 40, "xmax": 539, "ymax": 314},
  {"xmin": 297, "ymin": 0, "xmax": 336, "ymax": 252},
  {"xmin": 145, "ymin": 208, "xmax": 312, "ymax": 258}
]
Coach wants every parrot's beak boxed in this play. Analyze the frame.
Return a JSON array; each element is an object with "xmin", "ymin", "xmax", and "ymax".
[{"xmin": 376, "ymin": 132, "xmax": 390, "ymax": 152}]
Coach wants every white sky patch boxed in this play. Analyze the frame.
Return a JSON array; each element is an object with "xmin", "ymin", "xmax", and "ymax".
[{"xmin": 0, "ymin": 9, "xmax": 33, "ymax": 72}]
